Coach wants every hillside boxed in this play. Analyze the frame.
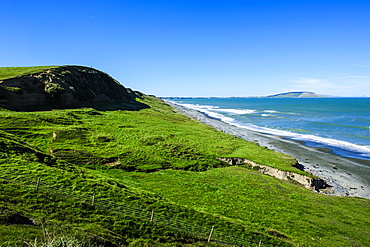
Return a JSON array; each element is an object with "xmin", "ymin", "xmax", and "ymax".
[
  {"xmin": 0, "ymin": 66, "xmax": 143, "ymax": 111},
  {"xmin": 0, "ymin": 67, "xmax": 370, "ymax": 246},
  {"xmin": 266, "ymin": 91, "xmax": 325, "ymax": 98}
]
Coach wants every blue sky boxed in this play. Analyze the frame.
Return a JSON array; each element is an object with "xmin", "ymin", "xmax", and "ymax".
[{"xmin": 1, "ymin": 0, "xmax": 370, "ymax": 97}]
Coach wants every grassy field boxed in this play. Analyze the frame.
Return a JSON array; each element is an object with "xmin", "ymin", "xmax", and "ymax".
[
  {"xmin": 0, "ymin": 93, "xmax": 369, "ymax": 246},
  {"xmin": 0, "ymin": 66, "xmax": 60, "ymax": 80}
]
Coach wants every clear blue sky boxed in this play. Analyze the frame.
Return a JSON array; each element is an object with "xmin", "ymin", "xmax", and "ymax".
[{"xmin": 1, "ymin": 0, "xmax": 370, "ymax": 97}]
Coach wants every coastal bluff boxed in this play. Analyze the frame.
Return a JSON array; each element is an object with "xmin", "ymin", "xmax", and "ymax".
[
  {"xmin": 0, "ymin": 66, "xmax": 141, "ymax": 110},
  {"xmin": 218, "ymin": 157, "xmax": 329, "ymax": 191}
]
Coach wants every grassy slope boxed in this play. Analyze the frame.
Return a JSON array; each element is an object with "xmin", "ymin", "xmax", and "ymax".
[
  {"xmin": 0, "ymin": 95, "xmax": 369, "ymax": 246},
  {"xmin": 0, "ymin": 66, "xmax": 60, "ymax": 80}
]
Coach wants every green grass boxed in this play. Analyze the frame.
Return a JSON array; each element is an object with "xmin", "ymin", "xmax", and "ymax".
[
  {"xmin": 121, "ymin": 167, "xmax": 370, "ymax": 246},
  {"xmin": 0, "ymin": 95, "xmax": 369, "ymax": 246},
  {"xmin": 0, "ymin": 96, "xmax": 299, "ymax": 174},
  {"xmin": 0, "ymin": 66, "xmax": 59, "ymax": 80}
]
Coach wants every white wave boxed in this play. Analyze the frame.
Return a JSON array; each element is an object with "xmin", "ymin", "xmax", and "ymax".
[
  {"xmin": 232, "ymin": 123, "xmax": 370, "ymax": 158},
  {"xmin": 167, "ymin": 100, "xmax": 370, "ymax": 158},
  {"xmin": 172, "ymin": 102, "xmax": 235, "ymax": 122},
  {"xmin": 171, "ymin": 101, "xmax": 256, "ymax": 115},
  {"xmin": 213, "ymin": 108, "xmax": 256, "ymax": 115},
  {"xmin": 206, "ymin": 112, "xmax": 235, "ymax": 122},
  {"xmin": 178, "ymin": 103, "xmax": 219, "ymax": 110},
  {"xmin": 264, "ymin": 110, "xmax": 278, "ymax": 113}
]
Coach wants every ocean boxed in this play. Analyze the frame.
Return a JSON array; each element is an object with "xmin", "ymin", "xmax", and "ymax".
[{"xmin": 167, "ymin": 97, "xmax": 370, "ymax": 161}]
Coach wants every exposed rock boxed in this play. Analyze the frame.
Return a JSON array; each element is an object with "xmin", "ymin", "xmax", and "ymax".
[
  {"xmin": 218, "ymin": 157, "xmax": 329, "ymax": 191},
  {"xmin": 0, "ymin": 66, "xmax": 142, "ymax": 111}
]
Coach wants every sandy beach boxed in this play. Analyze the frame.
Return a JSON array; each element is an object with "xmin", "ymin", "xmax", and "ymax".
[{"xmin": 167, "ymin": 101, "xmax": 370, "ymax": 199}]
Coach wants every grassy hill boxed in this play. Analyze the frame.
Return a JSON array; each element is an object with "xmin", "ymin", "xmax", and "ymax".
[
  {"xmin": 0, "ymin": 67, "xmax": 369, "ymax": 246},
  {"xmin": 0, "ymin": 66, "xmax": 59, "ymax": 80},
  {"xmin": 0, "ymin": 65, "xmax": 140, "ymax": 111}
]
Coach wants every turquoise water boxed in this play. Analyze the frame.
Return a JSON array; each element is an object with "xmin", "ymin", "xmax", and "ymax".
[{"xmin": 168, "ymin": 98, "xmax": 370, "ymax": 160}]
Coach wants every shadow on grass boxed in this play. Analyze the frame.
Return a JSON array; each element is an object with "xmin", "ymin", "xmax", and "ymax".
[
  {"xmin": 0, "ymin": 99, "xmax": 150, "ymax": 112},
  {"xmin": 89, "ymin": 100, "xmax": 150, "ymax": 111}
]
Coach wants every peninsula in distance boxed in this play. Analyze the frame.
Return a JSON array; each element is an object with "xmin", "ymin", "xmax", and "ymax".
[{"xmin": 163, "ymin": 91, "xmax": 328, "ymax": 99}]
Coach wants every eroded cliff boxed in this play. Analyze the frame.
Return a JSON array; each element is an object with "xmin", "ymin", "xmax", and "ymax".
[
  {"xmin": 0, "ymin": 66, "xmax": 142, "ymax": 110},
  {"xmin": 218, "ymin": 157, "xmax": 329, "ymax": 191}
]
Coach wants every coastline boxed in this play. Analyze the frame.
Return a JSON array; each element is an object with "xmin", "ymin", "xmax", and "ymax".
[{"xmin": 167, "ymin": 101, "xmax": 370, "ymax": 199}]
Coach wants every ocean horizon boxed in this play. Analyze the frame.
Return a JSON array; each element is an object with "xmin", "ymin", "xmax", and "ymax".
[{"xmin": 167, "ymin": 97, "xmax": 370, "ymax": 162}]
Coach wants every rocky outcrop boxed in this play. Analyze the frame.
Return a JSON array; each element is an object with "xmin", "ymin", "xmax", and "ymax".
[
  {"xmin": 0, "ymin": 66, "xmax": 142, "ymax": 110},
  {"xmin": 218, "ymin": 157, "xmax": 329, "ymax": 191}
]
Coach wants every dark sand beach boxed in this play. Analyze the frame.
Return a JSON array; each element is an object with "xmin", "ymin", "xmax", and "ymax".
[{"xmin": 167, "ymin": 101, "xmax": 370, "ymax": 199}]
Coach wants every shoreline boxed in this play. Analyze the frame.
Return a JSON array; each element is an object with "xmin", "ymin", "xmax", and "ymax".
[{"xmin": 167, "ymin": 101, "xmax": 370, "ymax": 199}]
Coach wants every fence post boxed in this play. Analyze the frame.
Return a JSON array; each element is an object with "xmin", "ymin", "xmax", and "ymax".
[
  {"xmin": 35, "ymin": 177, "xmax": 41, "ymax": 190},
  {"xmin": 91, "ymin": 193, "xmax": 96, "ymax": 206},
  {"xmin": 150, "ymin": 210, "xmax": 154, "ymax": 222},
  {"xmin": 208, "ymin": 226, "xmax": 214, "ymax": 242}
]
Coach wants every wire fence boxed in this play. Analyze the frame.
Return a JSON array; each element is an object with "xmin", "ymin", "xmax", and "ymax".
[{"xmin": 0, "ymin": 172, "xmax": 262, "ymax": 246}]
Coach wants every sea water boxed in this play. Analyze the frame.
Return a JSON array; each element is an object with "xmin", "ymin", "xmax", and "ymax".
[{"xmin": 167, "ymin": 98, "xmax": 370, "ymax": 161}]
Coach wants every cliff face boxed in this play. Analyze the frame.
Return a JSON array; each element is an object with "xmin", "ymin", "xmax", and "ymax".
[
  {"xmin": 0, "ymin": 66, "xmax": 140, "ymax": 110},
  {"xmin": 218, "ymin": 157, "xmax": 329, "ymax": 191}
]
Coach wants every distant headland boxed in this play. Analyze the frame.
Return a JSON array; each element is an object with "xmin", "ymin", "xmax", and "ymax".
[
  {"xmin": 162, "ymin": 91, "xmax": 327, "ymax": 99},
  {"xmin": 265, "ymin": 91, "xmax": 326, "ymax": 98}
]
